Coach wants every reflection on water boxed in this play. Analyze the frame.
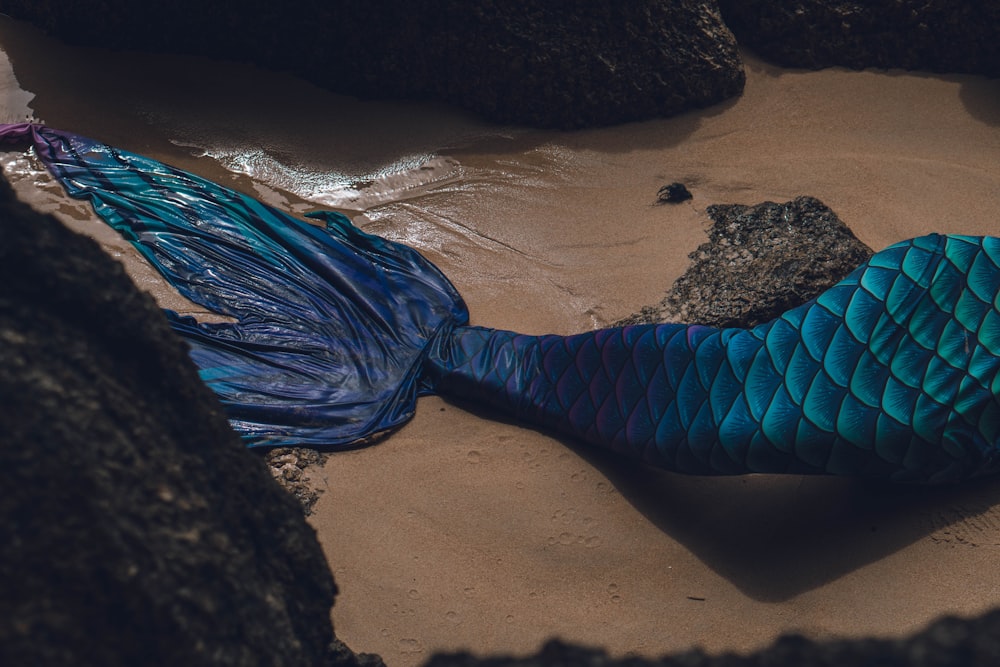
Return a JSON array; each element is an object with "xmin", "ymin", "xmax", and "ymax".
[
  {"xmin": 197, "ymin": 144, "xmax": 466, "ymax": 210},
  {"xmin": 113, "ymin": 48, "xmax": 519, "ymax": 213},
  {"xmin": 140, "ymin": 94, "xmax": 515, "ymax": 211}
]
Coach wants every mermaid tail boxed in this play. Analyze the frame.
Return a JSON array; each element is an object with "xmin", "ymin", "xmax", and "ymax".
[
  {"xmin": 6, "ymin": 123, "xmax": 1000, "ymax": 482},
  {"xmin": 425, "ymin": 235, "xmax": 1000, "ymax": 483},
  {"xmin": 0, "ymin": 123, "xmax": 467, "ymax": 447}
]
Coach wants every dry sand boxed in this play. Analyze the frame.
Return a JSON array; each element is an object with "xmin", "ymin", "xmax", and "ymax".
[{"xmin": 2, "ymin": 15, "xmax": 1000, "ymax": 666}]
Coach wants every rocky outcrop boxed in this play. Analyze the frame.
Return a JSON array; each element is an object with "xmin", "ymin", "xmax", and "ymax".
[
  {"xmin": 0, "ymin": 0, "xmax": 745, "ymax": 129},
  {"xmin": 0, "ymin": 174, "xmax": 380, "ymax": 667},
  {"xmin": 264, "ymin": 447, "xmax": 330, "ymax": 516},
  {"xmin": 617, "ymin": 196, "xmax": 873, "ymax": 329},
  {"xmin": 427, "ymin": 608, "xmax": 1000, "ymax": 667},
  {"xmin": 718, "ymin": 0, "xmax": 1000, "ymax": 76}
]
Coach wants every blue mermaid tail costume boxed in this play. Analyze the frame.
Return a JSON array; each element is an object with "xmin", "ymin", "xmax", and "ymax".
[{"xmin": 5, "ymin": 123, "xmax": 1000, "ymax": 483}]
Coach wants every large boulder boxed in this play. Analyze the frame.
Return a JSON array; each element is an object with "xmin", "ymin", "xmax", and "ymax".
[
  {"xmin": 427, "ymin": 609, "xmax": 1000, "ymax": 666},
  {"xmin": 718, "ymin": 0, "xmax": 1000, "ymax": 76},
  {"xmin": 0, "ymin": 175, "xmax": 380, "ymax": 667},
  {"xmin": 617, "ymin": 196, "xmax": 873, "ymax": 328},
  {"xmin": 0, "ymin": 0, "xmax": 745, "ymax": 128}
]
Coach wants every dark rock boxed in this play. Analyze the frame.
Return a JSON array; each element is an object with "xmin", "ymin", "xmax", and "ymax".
[
  {"xmin": 718, "ymin": 0, "xmax": 1000, "ymax": 77},
  {"xmin": 656, "ymin": 182, "xmax": 694, "ymax": 204},
  {"xmin": 0, "ymin": 0, "xmax": 746, "ymax": 129},
  {"xmin": 427, "ymin": 608, "xmax": 1000, "ymax": 666},
  {"xmin": 617, "ymin": 196, "xmax": 873, "ymax": 328},
  {"xmin": 264, "ymin": 447, "xmax": 330, "ymax": 517},
  {"xmin": 0, "ymin": 174, "xmax": 380, "ymax": 667}
]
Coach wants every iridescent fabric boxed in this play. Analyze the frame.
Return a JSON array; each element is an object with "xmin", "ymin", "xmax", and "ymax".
[
  {"xmin": 0, "ymin": 123, "xmax": 467, "ymax": 447},
  {"xmin": 5, "ymin": 123, "xmax": 1000, "ymax": 482}
]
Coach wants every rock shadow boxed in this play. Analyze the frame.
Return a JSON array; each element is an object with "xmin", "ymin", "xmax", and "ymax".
[{"xmin": 960, "ymin": 77, "xmax": 1000, "ymax": 127}]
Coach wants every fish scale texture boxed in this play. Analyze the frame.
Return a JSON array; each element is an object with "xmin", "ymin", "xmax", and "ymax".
[
  {"xmin": 428, "ymin": 234, "xmax": 1000, "ymax": 483},
  {"xmin": 6, "ymin": 123, "xmax": 1000, "ymax": 482}
]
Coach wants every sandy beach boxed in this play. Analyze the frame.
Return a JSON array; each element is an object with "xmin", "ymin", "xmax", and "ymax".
[{"xmin": 3, "ymin": 14, "xmax": 1000, "ymax": 666}]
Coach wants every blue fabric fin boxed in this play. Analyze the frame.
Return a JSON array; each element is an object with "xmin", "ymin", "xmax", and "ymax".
[{"xmin": 1, "ymin": 123, "xmax": 468, "ymax": 447}]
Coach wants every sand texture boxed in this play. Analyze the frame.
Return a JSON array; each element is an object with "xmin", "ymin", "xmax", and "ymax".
[{"xmin": 2, "ymin": 15, "xmax": 1000, "ymax": 666}]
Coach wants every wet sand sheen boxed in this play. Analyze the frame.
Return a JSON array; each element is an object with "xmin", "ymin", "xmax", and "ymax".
[{"xmin": 3, "ymin": 15, "xmax": 1000, "ymax": 666}]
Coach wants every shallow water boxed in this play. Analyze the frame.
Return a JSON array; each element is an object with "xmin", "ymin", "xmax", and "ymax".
[{"xmin": 4, "ymin": 14, "xmax": 1000, "ymax": 667}]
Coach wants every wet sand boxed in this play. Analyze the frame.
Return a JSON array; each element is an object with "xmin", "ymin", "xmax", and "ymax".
[{"xmin": 3, "ymin": 15, "xmax": 1000, "ymax": 665}]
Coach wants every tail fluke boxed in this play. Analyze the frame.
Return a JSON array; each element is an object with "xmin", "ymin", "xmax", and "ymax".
[{"xmin": 1, "ymin": 123, "xmax": 468, "ymax": 447}]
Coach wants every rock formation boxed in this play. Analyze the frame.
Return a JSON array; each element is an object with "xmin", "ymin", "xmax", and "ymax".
[
  {"xmin": 0, "ymin": 174, "xmax": 380, "ymax": 667},
  {"xmin": 0, "ymin": 0, "xmax": 745, "ymax": 129},
  {"xmin": 617, "ymin": 196, "xmax": 873, "ymax": 328},
  {"xmin": 427, "ymin": 609, "xmax": 1000, "ymax": 667},
  {"xmin": 718, "ymin": 0, "xmax": 1000, "ymax": 76},
  {"xmin": 4, "ymin": 2, "xmax": 995, "ymax": 129}
]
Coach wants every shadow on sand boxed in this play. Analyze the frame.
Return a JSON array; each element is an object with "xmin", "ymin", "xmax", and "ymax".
[{"xmin": 577, "ymin": 442, "xmax": 1000, "ymax": 602}]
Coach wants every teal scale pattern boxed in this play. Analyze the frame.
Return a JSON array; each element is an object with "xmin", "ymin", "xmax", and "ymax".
[{"xmin": 427, "ymin": 235, "xmax": 1000, "ymax": 482}]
